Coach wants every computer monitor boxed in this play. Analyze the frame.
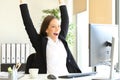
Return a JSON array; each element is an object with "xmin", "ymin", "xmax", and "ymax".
[{"xmin": 89, "ymin": 24, "xmax": 118, "ymax": 67}]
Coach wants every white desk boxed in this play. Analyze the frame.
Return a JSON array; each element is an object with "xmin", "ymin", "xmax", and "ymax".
[
  {"xmin": 19, "ymin": 74, "xmax": 94, "ymax": 80},
  {"xmin": 0, "ymin": 72, "xmax": 120, "ymax": 80},
  {"xmin": 19, "ymin": 72, "xmax": 120, "ymax": 80}
]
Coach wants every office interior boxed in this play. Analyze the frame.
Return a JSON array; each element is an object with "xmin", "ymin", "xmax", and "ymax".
[{"xmin": 0, "ymin": 0, "xmax": 120, "ymax": 78}]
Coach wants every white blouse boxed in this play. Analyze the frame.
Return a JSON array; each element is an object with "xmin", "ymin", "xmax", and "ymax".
[{"xmin": 46, "ymin": 37, "xmax": 69, "ymax": 76}]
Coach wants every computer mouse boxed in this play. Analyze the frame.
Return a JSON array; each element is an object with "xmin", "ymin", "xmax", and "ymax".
[{"xmin": 47, "ymin": 74, "xmax": 57, "ymax": 79}]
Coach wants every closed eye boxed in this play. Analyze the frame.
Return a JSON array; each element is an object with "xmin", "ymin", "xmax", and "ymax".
[{"xmin": 51, "ymin": 26, "xmax": 55, "ymax": 28}]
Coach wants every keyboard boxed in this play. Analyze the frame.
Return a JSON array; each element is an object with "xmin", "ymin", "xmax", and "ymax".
[{"xmin": 58, "ymin": 72, "xmax": 97, "ymax": 79}]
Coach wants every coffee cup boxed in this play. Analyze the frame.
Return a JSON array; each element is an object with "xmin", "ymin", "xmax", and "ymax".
[{"xmin": 29, "ymin": 68, "xmax": 39, "ymax": 78}]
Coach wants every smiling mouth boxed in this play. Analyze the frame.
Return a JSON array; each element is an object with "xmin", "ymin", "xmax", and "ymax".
[{"xmin": 53, "ymin": 33, "xmax": 59, "ymax": 36}]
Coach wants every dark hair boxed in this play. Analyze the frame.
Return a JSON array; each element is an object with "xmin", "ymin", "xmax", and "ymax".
[{"xmin": 40, "ymin": 15, "xmax": 57, "ymax": 36}]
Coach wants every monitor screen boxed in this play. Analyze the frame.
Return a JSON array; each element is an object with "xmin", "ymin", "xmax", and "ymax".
[{"xmin": 89, "ymin": 24, "xmax": 118, "ymax": 67}]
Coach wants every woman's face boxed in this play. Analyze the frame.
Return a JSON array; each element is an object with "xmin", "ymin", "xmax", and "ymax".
[{"xmin": 46, "ymin": 18, "xmax": 61, "ymax": 41}]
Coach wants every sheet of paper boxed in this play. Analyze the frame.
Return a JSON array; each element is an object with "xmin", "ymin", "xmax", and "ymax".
[
  {"xmin": 0, "ymin": 72, "xmax": 8, "ymax": 79},
  {"xmin": 0, "ymin": 72, "xmax": 24, "ymax": 79}
]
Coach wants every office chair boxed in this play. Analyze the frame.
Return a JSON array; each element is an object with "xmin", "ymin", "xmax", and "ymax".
[{"xmin": 25, "ymin": 53, "xmax": 37, "ymax": 74}]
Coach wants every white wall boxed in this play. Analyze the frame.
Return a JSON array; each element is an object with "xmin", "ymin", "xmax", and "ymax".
[
  {"xmin": 0, "ymin": 0, "xmax": 59, "ymax": 52},
  {"xmin": 0, "ymin": 0, "xmax": 76, "ymax": 64},
  {"xmin": 76, "ymin": 0, "xmax": 118, "ymax": 73},
  {"xmin": 76, "ymin": 11, "xmax": 91, "ymax": 72},
  {"xmin": 76, "ymin": 0, "xmax": 92, "ymax": 73},
  {"xmin": 0, "ymin": 0, "xmax": 80, "ymax": 72},
  {"xmin": 0, "ymin": 0, "xmax": 61, "ymax": 65}
]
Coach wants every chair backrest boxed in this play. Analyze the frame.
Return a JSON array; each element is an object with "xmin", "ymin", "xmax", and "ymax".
[
  {"xmin": 25, "ymin": 53, "xmax": 37, "ymax": 74},
  {"xmin": 1, "ymin": 63, "xmax": 26, "ymax": 71}
]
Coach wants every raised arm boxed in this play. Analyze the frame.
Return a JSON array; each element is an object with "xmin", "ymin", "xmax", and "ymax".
[
  {"xmin": 19, "ymin": 0, "xmax": 40, "ymax": 52},
  {"xmin": 58, "ymin": 0, "xmax": 69, "ymax": 39}
]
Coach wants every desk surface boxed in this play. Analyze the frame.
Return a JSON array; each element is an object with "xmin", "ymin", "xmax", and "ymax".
[
  {"xmin": 19, "ymin": 74, "xmax": 94, "ymax": 80},
  {"xmin": 0, "ymin": 72, "xmax": 120, "ymax": 80},
  {"xmin": 19, "ymin": 72, "xmax": 120, "ymax": 80}
]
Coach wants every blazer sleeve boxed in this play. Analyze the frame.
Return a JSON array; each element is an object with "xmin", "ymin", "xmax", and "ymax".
[
  {"xmin": 20, "ymin": 4, "xmax": 40, "ymax": 50},
  {"xmin": 59, "ymin": 5, "xmax": 69, "ymax": 39}
]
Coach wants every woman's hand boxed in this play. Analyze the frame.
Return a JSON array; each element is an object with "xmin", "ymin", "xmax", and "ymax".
[
  {"xmin": 58, "ymin": 0, "xmax": 64, "ymax": 5},
  {"xmin": 20, "ymin": 0, "xmax": 23, "ymax": 4},
  {"xmin": 20, "ymin": 0, "xmax": 26, "ymax": 4}
]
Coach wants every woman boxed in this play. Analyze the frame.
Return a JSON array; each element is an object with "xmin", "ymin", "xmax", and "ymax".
[{"xmin": 19, "ymin": 0, "xmax": 81, "ymax": 76}]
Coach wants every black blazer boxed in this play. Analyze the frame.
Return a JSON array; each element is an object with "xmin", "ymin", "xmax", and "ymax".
[{"xmin": 20, "ymin": 4, "xmax": 81, "ymax": 74}]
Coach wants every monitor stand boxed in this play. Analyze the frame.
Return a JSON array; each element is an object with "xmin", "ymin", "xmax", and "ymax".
[
  {"xmin": 109, "ymin": 37, "xmax": 115, "ymax": 80},
  {"xmin": 92, "ymin": 37, "xmax": 115, "ymax": 80}
]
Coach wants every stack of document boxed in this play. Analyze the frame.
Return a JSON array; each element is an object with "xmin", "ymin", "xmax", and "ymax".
[
  {"xmin": 0, "ymin": 72, "xmax": 8, "ymax": 80},
  {"xmin": 1, "ymin": 43, "xmax": 30, "ymax": 64},
  {"xmin": 0, "ymin": 72, "xmax": 24, "ymax": 80}
]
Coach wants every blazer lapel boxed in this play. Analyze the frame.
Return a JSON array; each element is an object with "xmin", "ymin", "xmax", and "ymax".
[{"xmin": 42, "ymin": 37, "xmax": 48, "ymax": 61}]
